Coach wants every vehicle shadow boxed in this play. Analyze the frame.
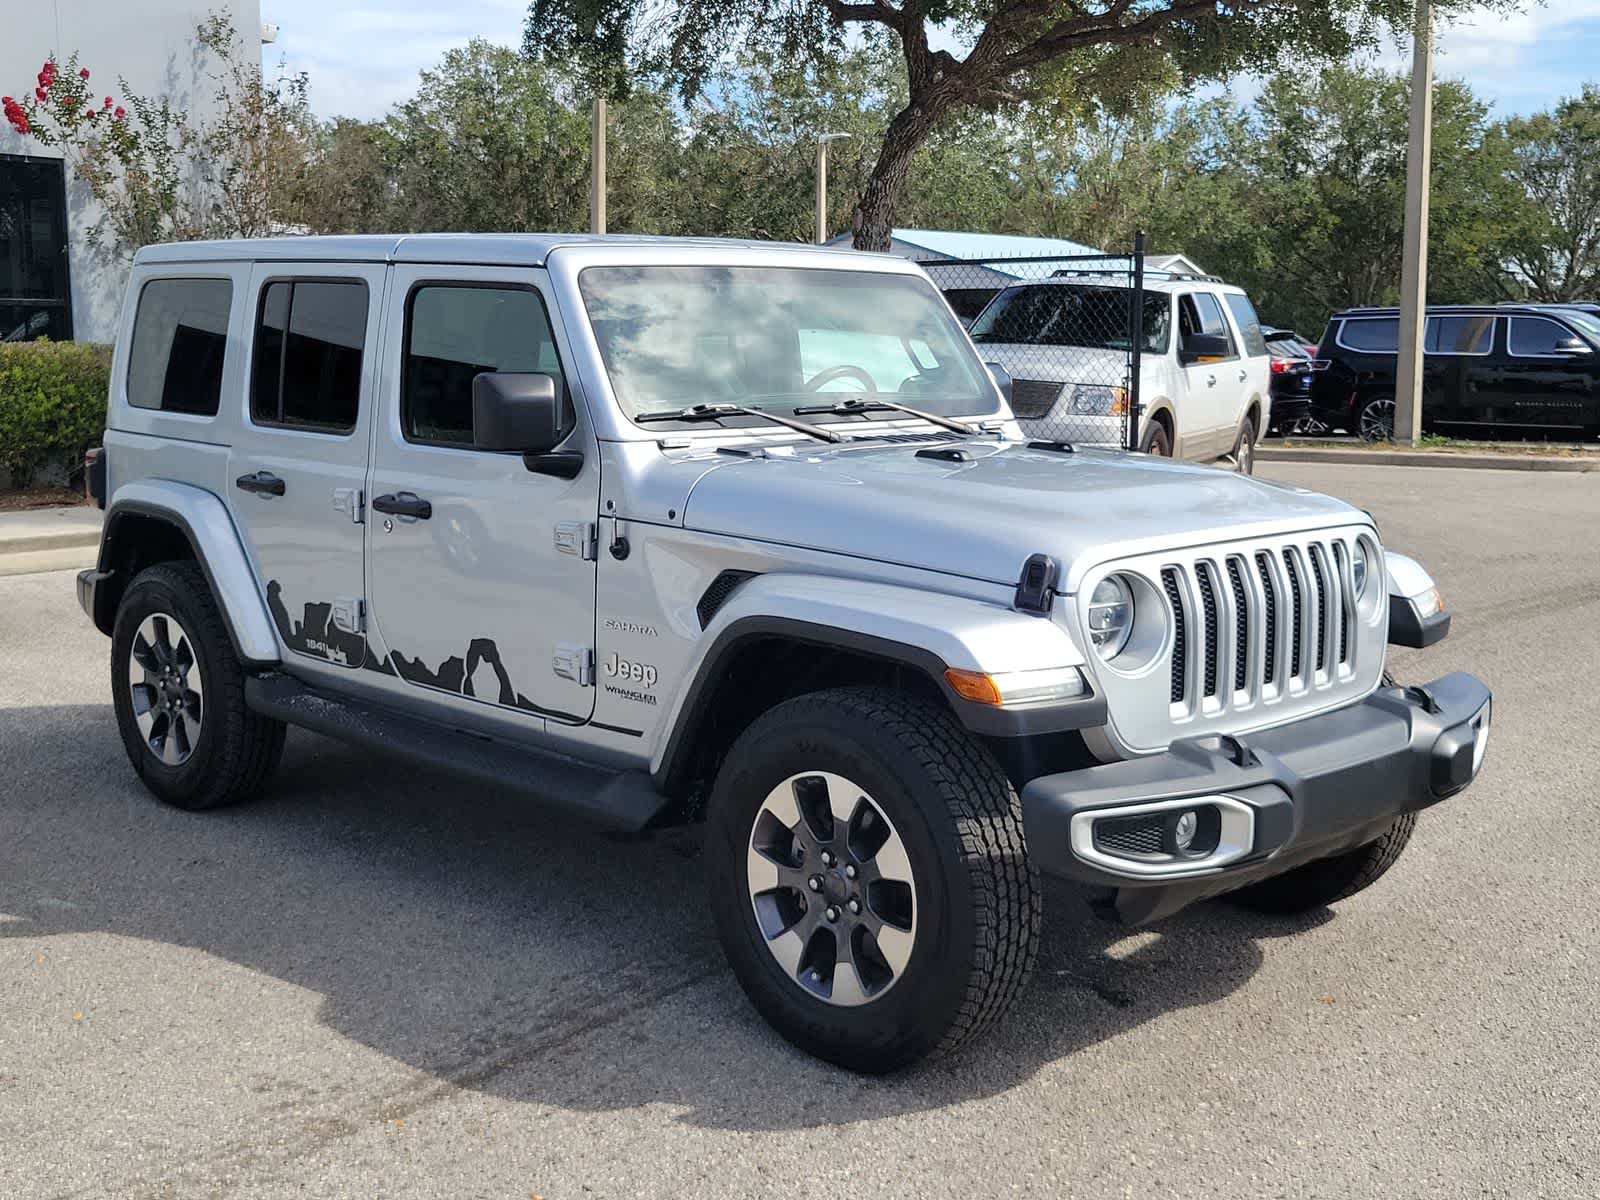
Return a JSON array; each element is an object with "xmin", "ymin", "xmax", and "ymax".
[{"xmin": 0, "ymin": 705, "xmax": 1332, "ymax": 1134}]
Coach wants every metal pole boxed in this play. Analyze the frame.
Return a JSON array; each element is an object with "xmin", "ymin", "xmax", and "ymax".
[
  {"xmin": 1395, "ymin": 0, "xmax": 1433, "ymax": 445},
  {"xmin": 815, "ymin": 139, "xmax": 829, "ymax": 244},
  {"xmin": 590, "ymin": 97, "xmax": 607, "ymax": 235},
  {"xmin": 1127, "ymin": 231, "xmax": 1146, "ymax": 451}
]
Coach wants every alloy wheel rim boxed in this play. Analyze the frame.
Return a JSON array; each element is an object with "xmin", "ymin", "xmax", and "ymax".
[
  {"xmin": 1237, "ymin": 435, "xmax": 1254, "ymax": 473},
  {"xmin": 1360, "ymin": 398, "xmax": 1396, "ymax": 442},
  {"xmin": 745, "ymin": 772, "xmax": 917, "ymax": 1007},
  {"xmin": 127, "ymin": 613, "xmax": 204, "ymax": 766}
]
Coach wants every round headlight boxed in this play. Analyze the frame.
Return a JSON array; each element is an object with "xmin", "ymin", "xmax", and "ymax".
[
  {"xmin": 1087, "ymin": 575, "xmax": 1134, "ymax": 660},
  {"xmin": 1352, "ymin": 542, "xmax": 1370, "ymax": 596}
]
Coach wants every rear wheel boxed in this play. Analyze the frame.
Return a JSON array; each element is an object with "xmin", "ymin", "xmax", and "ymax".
[
  {"xmin": 706, "ymin": 687, "xmax": 1040, "ymax": 1072},
  {"xmin": 1358, "ymin": 395, "xmax": 1396, "ymax": 443},
  {"xmin": 111, "ymin": 561, "xmax": 285, "ymax": 810}
]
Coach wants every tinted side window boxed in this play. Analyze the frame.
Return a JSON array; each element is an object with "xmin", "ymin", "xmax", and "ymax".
[
  {"xmin": 1181, "ymin": 292, "xmax": 1236, "ymax": 356},
  {"xmin": 1338, "ymin": 318, "xmax": 1400, "ymax": 353},
  {"xmin": 250, "ymin": 279, "xmax": 368, "ymax": 432},
  {"xmin": 1425, "ymin": 315, "xmax": 1494, "ymax": 355},
  {"xmin": 1508, "ymin": 316, "xmax": 1583, "ymax": 357},
  {"xmin": 404, "ymin": 285, "xmax": 566, "ymax": 446},
  {"xmin": 1223, "ymin": 293, "xmax": 1269, "ymax": 357},
  {"xmin": 127, "ymin": 278, "xmax": 233, "ymax": 414}
]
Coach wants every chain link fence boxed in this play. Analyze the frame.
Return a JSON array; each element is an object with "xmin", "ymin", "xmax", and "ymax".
[{"xmin": 911, "ymin": 239, "xmax": 1149, "ymax": 450}]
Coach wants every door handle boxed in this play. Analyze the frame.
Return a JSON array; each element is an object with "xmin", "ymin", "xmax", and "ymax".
[
  {"xmin": 235, "ymin": 471, "xmax": 286, "ymax": 497},
  {"xmin": 371, "ymin": 491, "xmax": 432, "ymax": 520},
  {"xmin": 1206, "ymin": 375, "xmax": 1217, "ymax": 387},
  {"xmin": 1238, "ymin": 370, "xmax": 1248, "ymax": 382}
]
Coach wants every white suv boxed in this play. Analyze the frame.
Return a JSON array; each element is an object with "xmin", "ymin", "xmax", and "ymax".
[{"xmin": 968, "ymin": 275, "xmax": 1273, "ymax": 471}]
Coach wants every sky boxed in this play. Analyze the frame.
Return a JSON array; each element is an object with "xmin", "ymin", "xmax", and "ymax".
[{"xmin": 261, "ymin": 0, "xmax": 1600, "ymax": 123}]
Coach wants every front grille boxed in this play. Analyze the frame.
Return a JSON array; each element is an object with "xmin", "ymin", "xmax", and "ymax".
[
  {"xmin": 1009, "ymin": 378, "xmax": 1063, "ymax": 419},
  {"xmin": 1162, "ymin": 568, "xmax": 1186, "ymax": 704},
  {"xmin": 1157, "ymin": 534, "xmax": 1359, "ymax": 714}
]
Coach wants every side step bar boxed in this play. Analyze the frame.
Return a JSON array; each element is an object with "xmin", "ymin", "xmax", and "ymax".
[{"xmin": 244, "ymin": 672, "xmax": 670, "ymax": 832}]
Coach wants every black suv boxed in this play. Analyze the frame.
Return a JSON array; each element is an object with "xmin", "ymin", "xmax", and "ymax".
[{"xmin": 1313, "ymin": 304, "xmax": 1600, "ymax": 441}]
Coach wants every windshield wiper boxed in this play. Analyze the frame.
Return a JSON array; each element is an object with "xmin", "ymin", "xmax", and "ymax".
[
  {"xmin": 635, "ymin": 403, "xmax": 844, "ymax": 444},
  {"xmin": 791, "ymin": 397, "xmax": 980, "ymax": 437}
]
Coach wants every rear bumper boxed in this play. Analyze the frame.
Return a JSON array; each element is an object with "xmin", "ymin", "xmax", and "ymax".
[{"xmin": 1020, "ymin": 672, "xmax": 1491, "ymax": 920}]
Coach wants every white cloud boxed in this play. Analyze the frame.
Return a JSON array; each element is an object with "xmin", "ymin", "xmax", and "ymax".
[{"xmin": 261, "ymin": 0, "xmax": 529, "ymax": 118}]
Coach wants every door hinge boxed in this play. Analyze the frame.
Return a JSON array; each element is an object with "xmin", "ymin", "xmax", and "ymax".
[
  {"xmin": 555, "ymin": 520, "xmax": 598, "ymax": 561},
  {"xmin": 333, "ymin": 487, "xmax": 365, "ymax": 524},
  {"xmin": 331, "ymin": 597, "xmax": 367, "ymax": 635},
  {"xmin": 552, "ymin": 643, "xmax": 594, "ymax": 687}
]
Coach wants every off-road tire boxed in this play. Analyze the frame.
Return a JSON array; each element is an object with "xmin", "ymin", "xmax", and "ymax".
[
  {"xmin": 112, "ymin": 561, "xmax": 286, "ymax": 810},
  {"xmin": 1229, "ymin": 669, "xmax": 1415, "ymax": 913},
  {"xmin": 1141, "ymin": 421, "xmax": 1173, "ymax": 457},
  {"xmin": 706, "ymin": 686, "xmax": 1041, "ymax": 1073}
]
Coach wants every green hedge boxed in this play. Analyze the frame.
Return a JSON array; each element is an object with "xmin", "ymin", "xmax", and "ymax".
[{"xmin": 0, "ymin": 340, "xmax": 112, "ymax": 487}]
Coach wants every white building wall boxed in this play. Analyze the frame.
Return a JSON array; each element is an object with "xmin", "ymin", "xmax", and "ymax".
[{"xmin": 0, "ymin": 0, "xmax": 264, "ymax": 343}]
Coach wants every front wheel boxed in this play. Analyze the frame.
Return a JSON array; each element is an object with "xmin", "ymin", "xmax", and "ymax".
[
  {"xmin": 706, "ymin": 687, "xmax": 1040, "ymax": 1072},
  {"xmin": 1141, "ymin": 421, "xmax": 1173, "ymax": 458}
]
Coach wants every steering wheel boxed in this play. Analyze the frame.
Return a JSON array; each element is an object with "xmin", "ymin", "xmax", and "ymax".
[{"xmin": 803, "ymin": 365, "xmax": 878, "ymax": 393}]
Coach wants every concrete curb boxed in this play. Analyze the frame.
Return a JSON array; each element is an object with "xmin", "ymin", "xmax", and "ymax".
[
  {"xmin": 0, "ymin": 506, "xmax": 103, "ymax": 575},
  {"xmin": 1258, "ymin": 446, "xmax": 1600, "ymax": 473}
]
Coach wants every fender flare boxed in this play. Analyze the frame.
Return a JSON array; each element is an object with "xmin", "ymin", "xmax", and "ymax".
[
  {"xmin": 651, "ymin": 572, "xmax": 1104, "ymax": 786},
  {"xmin": 97, "ymin": 480, "xmax": 281, "ymax": 666}
]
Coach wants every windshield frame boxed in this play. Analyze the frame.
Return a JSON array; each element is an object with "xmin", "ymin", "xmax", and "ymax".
[{"xmin": 572, "ymin": 260, "xmax": 1006, "ymax": 432}]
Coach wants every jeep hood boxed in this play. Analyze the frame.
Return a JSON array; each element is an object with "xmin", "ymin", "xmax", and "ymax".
[{"xmin": 677, "ymin": 440, "xmax": 1365, "ymax": 593}]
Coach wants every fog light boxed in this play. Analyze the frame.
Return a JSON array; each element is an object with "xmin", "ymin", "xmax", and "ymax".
[
  {"xmin": 1163, "ymin": 805, "xmax": 1221, "ymax": 857},
  {"xmin": 1172, "ymin": 810, "xmax": 1199, "ymax": 851}
]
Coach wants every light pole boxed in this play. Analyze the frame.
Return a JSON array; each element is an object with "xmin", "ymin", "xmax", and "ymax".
[
  {"xmin": 1394, "ymin": 0, "xmax": 1433, "ymax": 444},
  {"xmin": 815, "ymin": 132, "xmax": 851, "ymax": 244},
  {"xmin": 590, "ymin": 97, "xmax": 607, "ymax": 235}
]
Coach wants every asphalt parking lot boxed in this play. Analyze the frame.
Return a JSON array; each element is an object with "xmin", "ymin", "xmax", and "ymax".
[{"xmin": 1, "ymin": 461, "xmax": 1595, "ymax": 1200}]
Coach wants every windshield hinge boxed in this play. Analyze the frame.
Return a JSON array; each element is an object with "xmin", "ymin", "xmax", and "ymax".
[{"xmin": 1014, "ymin": 553, "xmax": 1059, "ymax": 617}]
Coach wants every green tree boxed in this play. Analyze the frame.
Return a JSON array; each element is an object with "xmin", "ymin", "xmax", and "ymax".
[
  {"xmin": 525, "ymin": 0, "xmax": 1518, "ymax": 251},
  {"xmin": 1497, "ymin": 87, "xmax": 1600, "ymax": 301},
  {"xmin": 1186, "ymin": 66, "xmax": 1518, "ymax": 333}
]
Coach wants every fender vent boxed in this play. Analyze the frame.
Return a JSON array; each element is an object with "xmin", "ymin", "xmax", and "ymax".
[{"xmin": 697, "ymin": 571, "xmax": 757, "ymax": 629}]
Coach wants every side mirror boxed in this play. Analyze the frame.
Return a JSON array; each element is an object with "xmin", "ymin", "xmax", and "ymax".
[
  {"xmin": 984, "ymin": 361, "xmax": 1014, "ymax": 406},
  {"xmin": 1180, "ymin": 332, "xmax": 1231, "ymax": 364},
  {"xmin": 473, "ymin": 372, "xmax": 566, "ymax": 453}
]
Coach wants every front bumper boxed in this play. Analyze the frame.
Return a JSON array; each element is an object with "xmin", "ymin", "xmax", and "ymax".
[{"xmin": 1021, "ymin": 671, "xmax": 1491, "ymax": 922}]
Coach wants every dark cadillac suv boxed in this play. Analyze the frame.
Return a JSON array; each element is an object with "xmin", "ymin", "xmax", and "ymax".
[{"xmin": 1313, "ymin": 304, "xmax": 1600, "ymax": 441}]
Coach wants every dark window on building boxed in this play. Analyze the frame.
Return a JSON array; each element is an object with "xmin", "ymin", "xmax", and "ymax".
[
  {"xmin": 403, "ymin": 284, "xmax": 566, "ymax": 446},
  {"xmin": 0, "ymin": 154, "xmax": 72, "ymax": 342},
  {"xmin": 127, "ymin": 278, "xmax": 233, "ymax": 414},
  {"xmin": 250, "ymin": 279, "xmax": 368, "ymax": 432}
]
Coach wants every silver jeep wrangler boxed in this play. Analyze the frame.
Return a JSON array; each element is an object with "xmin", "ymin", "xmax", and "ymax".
[{"xmin": 78, "ymin": 234, "xmax": 1491, "ymax": 1072}]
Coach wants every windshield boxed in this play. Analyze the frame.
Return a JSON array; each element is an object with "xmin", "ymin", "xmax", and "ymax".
[
  {"xmin": 969, "ymin": 285, "xmax": 1171, "ymax": 354},
  {"xmin": 1561, "ymin": 309, "xmax": 1600, "ymax": 341},
  {"xmin": 578, "ymin": 266, "xmax": 995, "ymax": 421}
]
